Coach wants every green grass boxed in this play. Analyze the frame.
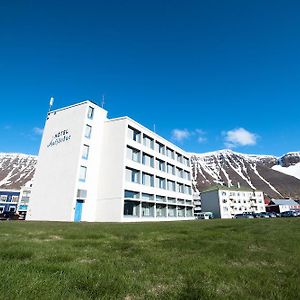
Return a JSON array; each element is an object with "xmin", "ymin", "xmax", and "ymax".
[{"xmin": 0, "ymin": 219, "xmax": 299, "ymax": 299}]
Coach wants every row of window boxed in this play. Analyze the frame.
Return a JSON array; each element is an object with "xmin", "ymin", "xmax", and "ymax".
[
  {"xmin": 125, "ymin": 168, "xmax": 192, "ymax": 194},
  {"xmin": 222, "ymin": 199, "xmax": 263, "ymax": 204},
  {"xmin": 79, "ymin": 108, "xmax": 94, "ymax": 182},
  {"xmin": 127, "ymin": 146, "xmax": 191, "ymax": 180},
  {"xmin": 124, "ymin": 190, "xmax": 193, "ymax": 204},
  {"xmin": 222, "ymin": 191, "xmax": 263, "ymax": 197},
  {"xmin": 124, "ymin": 200, "xmax": 193, "ymax": 217},
  {"xmin": 128, "ymin": 126, "xmax": 190, "ymax": 167},
  {"xmin": 0, "ymin": 195, "xmax": 19, "ymax": 202}
]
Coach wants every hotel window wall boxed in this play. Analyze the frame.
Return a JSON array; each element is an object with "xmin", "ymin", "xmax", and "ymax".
[
  {"xmin": 143, "ymin": 135, "xmax": 154, "ymax": 149},
  {"xmin": 79, "ymin": 166, "xmax": 87, "ymax": 182},
  {"xmin": 127, "ymin": 146, "xmax": 141, "ymax": 163},
  {"xmin": 124, "ymin": 201, "xmax": 140, "ymax": 217},
  {"xmin": 126, "ymin": 168, "xmax": 140, "ymax": 184},
  {"xmin": 82, "ymin": 144, "xmax": 90, "ymax": 160},
  {"xmin": 84, "ymin": 125, "xmax": 92, "ymax": 139},
  {"xmin": 142, "ymin": 153, "xmax": 154, "ymax": 168},
  {"xmin": 142, "ymin": 173, "xmax": 154, "ymax": 187},
  {"xmin": 156, "ymin": 158, "xmax": 165, "ymax": 172},
  {"xmin": 128, "ymin": 126, "xmax": 141, "ymax": 143}
]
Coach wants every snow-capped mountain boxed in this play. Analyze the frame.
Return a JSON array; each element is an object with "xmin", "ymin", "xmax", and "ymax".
[
  {"xmin": 191, "ymin": 150, "xmax": 300, "ymax": 199},
  {"xmin": 0, "ymin": 153, "xmax": 37, "ymax": 189},
  {"xmin": 0, "ymin": 150, "xmax": 299, "ymax": 199},
  {"xmin": 272, "ymin": 152, "xmax": 300, "ymax": 180}
]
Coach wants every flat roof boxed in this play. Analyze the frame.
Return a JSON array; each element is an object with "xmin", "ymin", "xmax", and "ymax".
[{"xmin": 202, "ymin": 184, "xmax": 260, "ymax": 193}]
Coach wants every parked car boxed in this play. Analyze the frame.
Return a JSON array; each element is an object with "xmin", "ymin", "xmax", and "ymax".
[
  {"xmin": 234, "ymin": 213, "xmax": 254, "ymax": 219},
  {"xmin": 291, "ymin": 210, "xmax": 300, "ymax": 217},
  {"xmin": 255, "ymin": 212, "xmax": 270, "ymax": 218},
  {"xmin": 197, "ymin": 212, "xmax": 214, "ymax": 219},
  {"xmin": 265, "ymin": 212, "xmax": 277, "ymax": 218},
  {"xmin": 281, "ymin": 211, "xmax": 298, "ymax": 217},
  {"xmin": 0, "ymin": 212, "xmax": 20, "ymax": 221}
]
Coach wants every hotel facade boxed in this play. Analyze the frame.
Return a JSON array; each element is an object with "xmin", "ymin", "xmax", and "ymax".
[{"xmin": 27, "ymin": 101, "xmax": 194, "ymax": 222}]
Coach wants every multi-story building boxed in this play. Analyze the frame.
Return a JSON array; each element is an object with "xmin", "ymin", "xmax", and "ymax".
[
  {"xmin": 0, "ymin": 190, "xmax": 20, "ymax": 214},
  {"xmin": 27, "ymin": 100, "xmax": 194, "ymax": 222},
  {"xmin": 17, "ymin": 181, "xmax": 33, "ymax": 219},
  {"xmin": 201, "ymin": 185, "xmax": 266, "ymax": 218}
]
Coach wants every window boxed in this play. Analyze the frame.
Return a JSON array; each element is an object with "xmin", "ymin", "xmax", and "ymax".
[
  {"xmin": 9, "ymin": 206, "xmax": 16, "ymax": 213},
  {"xmin": 142, "ymin": 153, "xmax": 154, "ymax": 167},
  {"xmin": 176, "ymin": 153, "xmax": 183, "ymax": 163},
  {"xmin": 184, "ymin": 171, "xmax": 190, "ymax": 180},
  {"xmin": 0, "ymin": 195, "xmax": 7, "ymax": 201},
  {"xmin": 128, "ymin": 126, "xmax": 141, "ymax": 143},
  {"xmin": 79, "ymin": 166, "xmax": 87, "ymax": 182},
  {"xmin": 167, "ymin": 180, "xmax": 176, "ymax": 191},
  {"xmin": 156, "ymin": 176, "xmax": 166, "ymax": 189},
  {"xmin": 142, "ymin": 173, "xmax": 154, "ymax": 187},
  {"xmin": 166, "ymin": 147, "xmax": 174, "ymax": 159},
  {"xmin": 168, "ymin": 197, "xmax": 176, "ymax": 203},
  {"xmin": 127, "ymin": 146, "xmax": 140, "ymax": 163},
  {"xmin": 186, "ymin": 208, "xmax": 193, "ymax": 217},
  {"xmin": 177, "ymin": 167, "xmax": 183, "ymax": 178},
  {"xmin": 12, "ymin": 196, "xmax": 19, "ymax": 202},
  {"xmin": 156, "ymin": 195, "xmax": 166, "ymax": 202},
  {"xmin": 167, "ymin": 164, "xmax": 175, "ymax": 175},
  {"xmin": 141, "ymin": 203, "xmax": 154, "ymax": 217},
  {"xmin": 124, "ymin": 190, "xmax": 140, "ymax": 199},
  {"xmin": 185, "ymin": 185, "xmax": 192, "ymax": 195},
  {"xmin": 85, "ymin": 125, "xmax": 92, "ymax": 139},
  {"xmin": 124, "ymin": 201, "xmax": 140, "ymax": 217},
  {"xmin": 126, "ymin": 168, "xmax": 140, "ymax": 184},
  {"xmin": 156, "ymin": 159, "xmax": 165, "ymax": 172},
  {"xmin": 143, "ymin": 134, "xmax": 154, "ymax": 149},
  {"xmin": 156, "ymin": 204, "xmax": 167, "ymax": 217},
  {"xmin": 87, "ymin": 106, "xmax": 94, "ymax": 119},
  {"xmin": 183, "ymin": 157, "xmax": 190, "ymax": 167},
  {"xmin": 168, "ymin": 205, "xmax": 176, "ymax": 217},
  {"xmin": 177, "ymin": 183, "xmax": 184, "ymax": 193},
  {"xmin": 77, "ymin": 189, "xmax": 87, "ymax": 199},
  {"xmin": 82, "ymin": 144, "xmax": 90, "ymax": 160},
  {"xmin": 177, "ymin": 207, "xmax": 185, "ymax": 217},
  {"xmin": 177, "ymin": 199, "xmax": 185, "ymax": 204},
  {"xmin": 142, "ymin": 193, "xmax": 154, "ymax": 201},
  {"xmin": 156, "ymin": 141, "xmax": 165, "ymax": 155}
]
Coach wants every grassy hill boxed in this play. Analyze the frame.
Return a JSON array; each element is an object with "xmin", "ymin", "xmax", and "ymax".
[{"xmin": 0, "ymin": 219, "xmax": 299, "ymax": 299}]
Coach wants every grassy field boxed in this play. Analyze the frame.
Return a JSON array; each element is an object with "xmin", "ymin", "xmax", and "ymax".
[{"xmin": 0, "ymin": 219, "xmax": 299, "ymax": 299}]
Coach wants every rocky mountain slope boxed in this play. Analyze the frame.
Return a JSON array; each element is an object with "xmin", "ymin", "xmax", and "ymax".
[
  {"xmin": 0, "ymin": 150, "xmax": 300, "ymax": 199},
  {"xmin": 191, "ymin": 150, "xmax": 300, "ymax": 199},
  {"xmin": 0, "ymin": 153, "xmax": 37, "ymax": 189}
]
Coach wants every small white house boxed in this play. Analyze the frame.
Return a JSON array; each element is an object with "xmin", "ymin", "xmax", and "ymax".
[
  {"xmin": 267, "ymin": 199, "xmax": 300, "ymax": 213},
  {"xmin": 201, "ymin": 185, "xmax": 266, "ymax": 218}
]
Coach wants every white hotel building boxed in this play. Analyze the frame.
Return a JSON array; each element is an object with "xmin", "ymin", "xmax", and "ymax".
[{"xmin": 27, "ymin": 100, "xmax": 194, "ymax": 222}]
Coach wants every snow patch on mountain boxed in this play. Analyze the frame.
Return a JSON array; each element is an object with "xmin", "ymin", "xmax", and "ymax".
[{"xmin": 272, "ymin": 163, "xmax": 300, "ymax": 180}]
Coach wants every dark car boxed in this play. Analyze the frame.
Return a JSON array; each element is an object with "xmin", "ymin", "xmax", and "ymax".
[
  {"xmin": 281, "ymin": 211, "xmax": 298, "ymax": 218},
  {"xmin": 0, "ymin": 212, "xmax": 20, "ymax": 221},
  {"xmin": 234, "ymin": 213, "xmax": 254, "ymax": 219},
  {"xmin": 265, "ymin": 212, "xmax": 277, "ymax": 218},
  {"xmin": 256, "ymin": 212, "xmax": 271, "ymax": 218}
]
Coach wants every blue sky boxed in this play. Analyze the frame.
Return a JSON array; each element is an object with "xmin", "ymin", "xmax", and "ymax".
[{"xmin": 0, "ymin": 0, "xmax": 299, "ymax": 156}]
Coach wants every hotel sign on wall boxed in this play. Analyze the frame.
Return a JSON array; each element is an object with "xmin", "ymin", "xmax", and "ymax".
[{"xmin": 47, "ymin": 130, "xmax": 71, "ymax": 148}]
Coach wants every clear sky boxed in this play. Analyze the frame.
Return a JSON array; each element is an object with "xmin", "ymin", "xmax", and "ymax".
[{"xmin": 0, "ymin": 0, "xmax": 299, "ymax": 156}]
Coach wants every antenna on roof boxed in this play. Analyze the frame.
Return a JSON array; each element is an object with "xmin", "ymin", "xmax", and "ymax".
[
  {"xmin": 48, "ymin": 97, "xmax": 54, "ymax": 113},
  {"xmin": 153, "ymin": 124, "xmax": 156, "ymax": 133},
  {"xmin": 101, "ymin": 95, "xmax": 105, "ymax": 108}
]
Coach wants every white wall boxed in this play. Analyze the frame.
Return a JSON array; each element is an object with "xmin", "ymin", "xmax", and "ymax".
[{"xmin": 27, "ymin": 102, "xmax": 95, "ymax": 221}]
